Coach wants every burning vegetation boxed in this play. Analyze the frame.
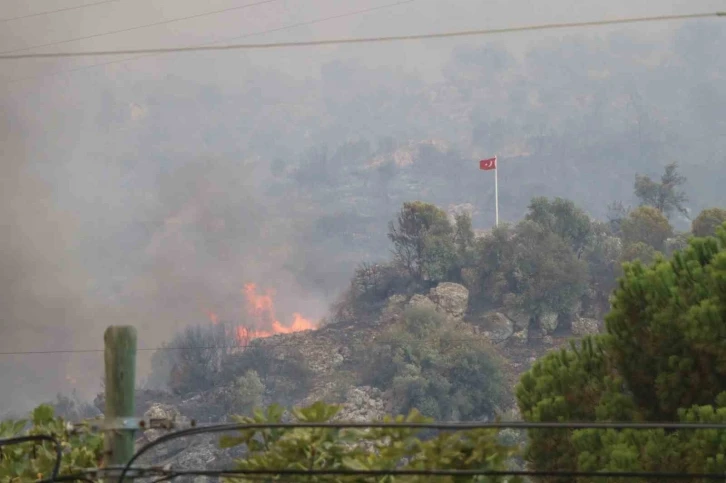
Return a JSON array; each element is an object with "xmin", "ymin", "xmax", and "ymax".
[{"xmin": 208, "ymin": 283, "xmax": 316, "ymax": 346}]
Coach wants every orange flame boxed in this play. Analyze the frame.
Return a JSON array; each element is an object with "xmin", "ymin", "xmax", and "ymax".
[
  {"xmin": 239, "ymin": 283, "xmax": 316, "ymax": 342},
  {"xmin": 208, "ymin": 311, "xmax": 219, "ymax": 325}
]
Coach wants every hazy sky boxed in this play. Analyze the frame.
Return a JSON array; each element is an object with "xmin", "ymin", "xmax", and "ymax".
[
  {"xmin": 0, "ymin": 0, "xmax": 723, "ymax": 413},
  {"xmin": 2, "ymin": 0, "xmax": 723, "ymax": 84}
]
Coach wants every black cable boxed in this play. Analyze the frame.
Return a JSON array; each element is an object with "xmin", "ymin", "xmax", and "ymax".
[
  {"xmin": 118, "ymin": 420, "xmax": 726, "ymax": 483},
  {"xmin": 0, "ymin": 333, "xmax": 576, "ymax": 356},
  {"xmin": 0, "ymin": 435, "xmax": 62, "ymax": 482},
  {"xmin": 0, "ymin": 0, "xmax": 283, "ymax": 55},
  {"xmin": 1, "ymin": 11, "xmax": 724, "ymax": 60},
  {"xmin": 154, "ymin": 475, "xmax": 296, "ymax": 483},
  {"xmin": 40, "ymin": 475, "xmax": 97, "ymax": 483},
  {"xmin": 0, "ymin": 0, "xmax": 120, "ymax": 23},
  {"xmin": 146, "ymin": 468, "xmax": 726, "ymax": 480}
]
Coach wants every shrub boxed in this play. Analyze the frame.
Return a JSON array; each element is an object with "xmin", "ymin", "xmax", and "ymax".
[
  {"xmin": 331, "ymin": 262, "xmax": 414, "ymax": 325},
  {"xmin": 227, "ymin": 343, "xmax": 315, "ymax": 407},
  {"xmin": 0, "ymin": 405, "xmax": 103, "ymax": 481},
  {"xmin": 362, "ymin": 306, "xmax": 507, "ymax": 421},
  {"xmin": 220, "ymin": 401, "xmax": 522, "ymax": 482},
  {"xmin": 152, "ymin": 322, "xmax": 233, "ymax": 395}
]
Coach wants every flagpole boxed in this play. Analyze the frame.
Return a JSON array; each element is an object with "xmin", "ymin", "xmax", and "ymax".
[{"xmin": 494, "ymin": 155, "xmax": 499, "ymax": 226}]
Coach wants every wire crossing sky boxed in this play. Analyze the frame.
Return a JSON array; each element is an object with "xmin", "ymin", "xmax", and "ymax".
[{"xmin": 0, "ymin": 11, "xmax": 723, "ymax": 60}]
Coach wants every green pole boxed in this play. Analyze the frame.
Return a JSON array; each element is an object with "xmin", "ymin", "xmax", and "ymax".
[{"xmin": 103, "ymin": 326, "xmax": 137, "ymax": 479}]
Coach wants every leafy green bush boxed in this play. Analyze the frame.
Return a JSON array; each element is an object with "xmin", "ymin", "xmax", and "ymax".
[
  {"xmin": 220, "ymin": 401, "xmax": 522, "ymax": 482},
  {"xmin": 362, "ymin": 306, "xmax": 507, "ymax": 421},
  {"xmin": 0, "ymin": 405, "xmax": 103, "ymax": 481}
]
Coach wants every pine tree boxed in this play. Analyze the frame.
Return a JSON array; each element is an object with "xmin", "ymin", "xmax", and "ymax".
[{"xmin": 516, "ymin": 224, "xmax": 726, "ymax": 481}]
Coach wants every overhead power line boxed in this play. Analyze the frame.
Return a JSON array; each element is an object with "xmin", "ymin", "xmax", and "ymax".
[
  {"xmin": 0, "ymin": 0, "xmax": 283, "ymax": 55},
  {"xmin": 0, "ymin": 333, "xmax": 581, "ymax": 356},
  {"xmin": 1, "ymin": 11, "xmax": 723, "ymax": 60},
  {"xmin": 1, "ymin": 0, "xmax": 417, "ymax": 87},
  {"xmin": 145, "ymin": 468, "xmax": 726, "ymax": 481},
  {"xmin": 118, "ymin": 419, "xmax": 726, "ymax": 482},
  {"xmin": 0, "ymin": 0, "xmax": 120, "ymax": 23}
]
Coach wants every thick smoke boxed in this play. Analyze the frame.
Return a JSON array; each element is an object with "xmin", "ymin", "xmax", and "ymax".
[
  {"xmin": 0, "ymin": 103, "xmax": 328, "ymax": 414},
  {"xmin": 0, "ymin": 106, "xmax": 110, "ymax": 412},
  {"xmin": 1, "ymin": 0, "xmax": 724, "ymax": 415}
]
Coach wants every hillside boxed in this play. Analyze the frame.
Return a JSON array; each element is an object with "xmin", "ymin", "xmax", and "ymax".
[
  {"xmin": 86, "ymin": 175, "xmax": 725, "ymax": 472},
  {"xmin": 96, "ymin": 280, "xmax": 592, "ymax": 473}
]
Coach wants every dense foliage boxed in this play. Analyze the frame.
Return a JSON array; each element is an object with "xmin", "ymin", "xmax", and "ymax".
[
  {"xmin": 0, "ymin": 405, "xmax": 103, "ymax": 481},
  {"xmin": 334, "ymin": 164, "xmax": 698, "ymax": 336},
  {"xmin": 359, "ymin": 305, "xmax": 507, "ymax": 421},
  {"xmin": 516, "ymin": 223, "xmax": 726, "ymax": 481},
  {"xmin": 388, "ymin": 201, "xmax": 457, "ymax": 282},
  {"xmin": 337, "ymin": 196, "xmax": 612, "ymax": 334},
  {"xmin": 692, "ymin": 207, "xmax": 726, "ymax": 237},
  {"xmin": 220, "ymin": 401, "xmax": 521, "ymax": 482}
]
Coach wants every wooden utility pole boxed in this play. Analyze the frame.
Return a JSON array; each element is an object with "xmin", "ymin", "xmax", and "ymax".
[{"xmin": 103, "ymin": 326, "xmax": 137, "ymax": 479}]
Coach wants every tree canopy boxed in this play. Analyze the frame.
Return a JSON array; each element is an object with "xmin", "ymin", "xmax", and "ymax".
[
  {"xmin": 525, "ymin": 196, "xmax": 593, "ymax": 257},
  {"xmin": 634, "ymin": 162, "xmax": 688, "ymax": 219},
  {"xmin": 516, "ymin": 225, "xmax": 726, "ymax": 479},
  {"xmin": 692, "ymin": 207, "xmax": 726, "ymax": 237},
  {"xmin": 387, "ymin": 201, "xmax": 456, "ymax": 281},
  {"xmin": 619, "ymin": 205, "xmax": 673, "ymax": 252}
]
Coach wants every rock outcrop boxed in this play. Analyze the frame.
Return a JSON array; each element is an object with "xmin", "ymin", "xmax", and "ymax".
[
  {"xmin": 476, "ymin": 312, "xmax": 514, "ymax": 342},
  {"xmin": 336, "ymin": 386, "xmax": 386, "ymax": 422},
  {"xmin": 427, "ymin": 282, "xmax": 469, "ymax": 320},
  {"xmin": 406, "ymin": 293, "xmax": 437, "ymax": 312},
  {"xmin": 539, "ymin": 312, "xmax": 559, "ymax": 334},
  {"xmin": 502, "ymin": 310, "xmax": 530, "ymax": 331},
  {"xmin": 571, "ymin": 317, "xmax": 601, "ymax": 336},
  {"xmin": 134, "ymin": 403, "xmax": 237, "ymax": 483}
]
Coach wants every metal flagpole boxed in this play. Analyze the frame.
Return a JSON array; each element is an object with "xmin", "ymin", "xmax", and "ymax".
[{"xmin": 494, "ymin": 155, "xmax": 499, "ymax": 226}]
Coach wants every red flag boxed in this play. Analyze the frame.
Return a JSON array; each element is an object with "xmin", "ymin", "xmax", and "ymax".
[{"xmin": 479, "ymin": 156, "xmax": 497, "ymax": 170}]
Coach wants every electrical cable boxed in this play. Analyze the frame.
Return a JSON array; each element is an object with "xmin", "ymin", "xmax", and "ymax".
[
  {"xmin": 142, "ymin": 467, "xmax": 726, "ymax": 480},
  {"xmin": 1, "ymin": 11, "xmax": 723, "ymax": 60},
  {"xmin": 0, "ymin": 333, "xmax": 579, "ymax": 356},
  {"xmin": 0, "ymin": 0, "xmax": 120, "ymax": 23},
  {"xmin": 1, "ymin": 0, "xmax": 417, "ymax": 88},
  {"xmin": 39, "ymin": 475, "xmax": 97, "ymax": 483},
  {"xmin": 0, "ymin": 0, "xmax": 283, "ymax": 55},
  {"xmin": 0, "ymin": 435, "xmax": 62, "ymax": 482},
  {"xmin": 119, "ymin": 420, "xmax": 726, "ymax": 482},
  {"xmin": 118, "ymin": 421, "xmax": 726, "ymax": 482}
]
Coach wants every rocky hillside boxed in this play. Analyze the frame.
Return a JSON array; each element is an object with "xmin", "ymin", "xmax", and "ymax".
[{"xmin": 98, "ymin": 281, "xmax": 601, "ymax": 475}]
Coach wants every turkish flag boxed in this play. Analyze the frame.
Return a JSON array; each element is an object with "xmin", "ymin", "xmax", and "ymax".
[{"xmin": 479, "ymin": 157, "xmax": 497, "ymax": 170}]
